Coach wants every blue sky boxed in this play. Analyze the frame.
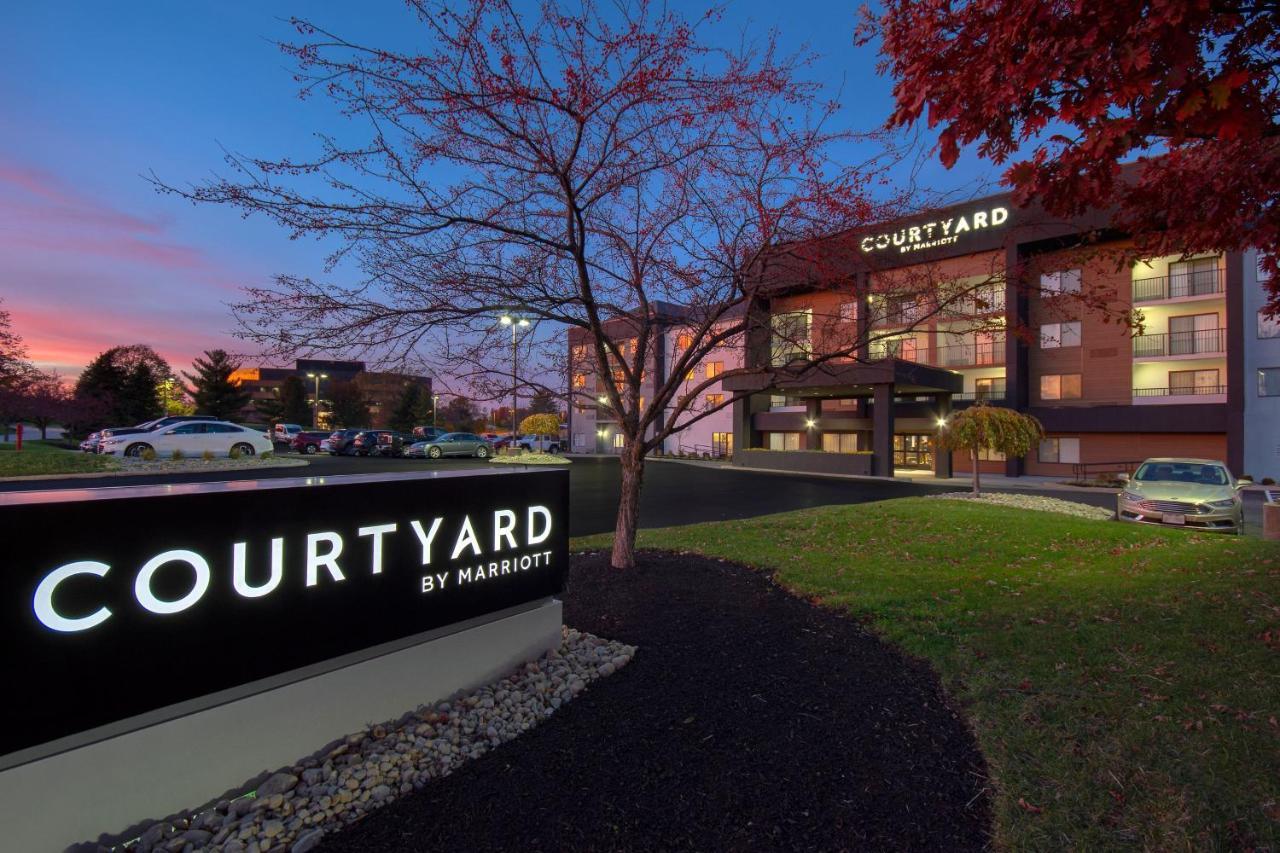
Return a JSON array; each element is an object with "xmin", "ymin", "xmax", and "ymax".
[{"xmin": 0, "ymin": 1, "xmax": 1000, "ymax": 378}]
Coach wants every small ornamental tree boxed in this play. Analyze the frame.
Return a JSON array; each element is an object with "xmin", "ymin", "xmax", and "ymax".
[
  {"xmin": 936, "ymin": 404, "xmax": 1044, "ymax": 496},
  {"xmin": 519, "ymin": 413, "xmax": 560, "ymax": 437},
  {"xmin": 183, "ymin": 350, "xmax": 252, "ymax": 421}
]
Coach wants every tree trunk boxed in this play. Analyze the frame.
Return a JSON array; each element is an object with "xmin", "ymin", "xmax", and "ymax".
[
  {"xmin": 971, "ymin": 446, "xmax": 981, "ymax": 496},
  {"xmin": 610, "ymin": 445, "xmax": 646, "ymax": 569}
]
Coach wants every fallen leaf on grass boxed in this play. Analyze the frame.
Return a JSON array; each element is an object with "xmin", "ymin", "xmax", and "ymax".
[{"xmin": 1017, "ymin": 798, "xmax": 1043, "ymax": 814}]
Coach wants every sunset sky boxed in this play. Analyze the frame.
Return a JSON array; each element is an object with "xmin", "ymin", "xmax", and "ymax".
[{"xmin": 1, "ymin": 1, "xmax": 995, "ymax": 381}]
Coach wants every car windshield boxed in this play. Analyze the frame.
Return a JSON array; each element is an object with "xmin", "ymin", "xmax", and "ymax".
[{"xmin": 1133, "ymin": 462, "xmax": 1228, "ymax": 485}]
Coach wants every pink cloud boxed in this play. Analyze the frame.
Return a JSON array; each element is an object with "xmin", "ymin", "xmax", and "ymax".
[
  {"xmin": 0, "ymin": 160, "xmax": 164, "ymax": 235},
  {"xmin": 0, "ymin": 233, "xmax": 207, "ymax": 271}
]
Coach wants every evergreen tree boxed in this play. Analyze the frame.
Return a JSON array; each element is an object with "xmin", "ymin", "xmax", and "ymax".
[
  {"xmin": 253, "ymin": 394, "xmax": 285, "ymax": 423},
  {"xmin": 440, "ymin": 395, "xmax": 481, "ymax": 432},
  {"xmin": 327, "ymin": 379, "xmax": 371, "ymax": 428},
  {"xmin": 411, "ymin": 387, "xmax": 436, "ymax": 428},
  {"xmin": 526, "ymin": 389, "xmax": 560, "ymax": 417},
  {"xmin": 279, "ymin": 375, "xmax": 313, "ymax": 425},
  {"xmin": 387, "ymin": 383, "xmax": 423, "ymax": 433},
  {"xmin": 183, "ymin": 350, "xmax": 251, "ymax": 420}
]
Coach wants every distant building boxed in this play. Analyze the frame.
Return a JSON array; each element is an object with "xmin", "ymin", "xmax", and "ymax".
[
  {"xmin": 230, "ymin": 359, "xmax": 431, "ymax": 428},
  {"xmin": 566, "ymin": 303, "xmax": 742, "ymax": 456}
]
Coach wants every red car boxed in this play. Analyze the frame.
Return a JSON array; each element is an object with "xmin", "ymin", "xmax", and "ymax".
[{"xmin": 289, "ymin": 431, "xmax": 331, "ymax": 454}]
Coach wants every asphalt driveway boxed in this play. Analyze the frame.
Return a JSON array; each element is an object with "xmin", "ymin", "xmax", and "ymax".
[{"xmin": 0, "ymin": 453, "xmax": 1265, "ymax": 536}]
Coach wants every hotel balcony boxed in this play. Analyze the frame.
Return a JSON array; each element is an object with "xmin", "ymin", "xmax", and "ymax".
[
  {"xmin": 933, "ymin": 339, "xmax": 1005, "ymax": 368},
  {"xmin": 1132, "ymin": 328, "xmax": 1226, "ymax": 359},
  {"xmin": 1132, "ymin": 384, "xmax": 1227, "ymax": 405},
  {"xmin": 1132, "ymin": 268, "xmax": 1225, "ymax": 303}
]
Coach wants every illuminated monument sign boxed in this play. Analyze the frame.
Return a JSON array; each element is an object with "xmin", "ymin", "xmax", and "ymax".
[
  {"xmin": 859, "ymin": 205, "xmax": 1011, "ymax": 255},
  {"xmin": 0, "ymin": 469, "xmax": 568, "ymax": 762}
]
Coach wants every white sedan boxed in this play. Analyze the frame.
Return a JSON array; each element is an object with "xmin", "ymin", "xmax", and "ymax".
[{"xmin": 99, "ymin": 421, "xmax": 273, "ymax": 458}]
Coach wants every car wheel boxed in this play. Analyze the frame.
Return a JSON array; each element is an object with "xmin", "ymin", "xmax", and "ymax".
[
  {"xmin": 428, "ymin": 446, "xmax": 442, "ymax": 459},
  {"xmin": 475, "ymin": 445, "xmax": 489, "ymax": 459},
  {"xmin": 304, "ymin": 444, "xmax": 317, "ymax": 454},
  {"xmin": 232, "ymin": 442, "xmax": 255, "ymax": 457},
  {"xmin": 549, "ymin": 445, "xmax": 560, "ymax": 454},
  {"xmin": 125, "ymin": 443, "xmax": 152, "ymax": 458},
  {"xmin": 520, "ymin": 444, "xmax": 531, "ymax": 452}
]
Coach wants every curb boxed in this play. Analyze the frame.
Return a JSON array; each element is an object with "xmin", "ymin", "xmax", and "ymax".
[{"xmin": 0, "ymin": 458, "xmax": 311, "ymax": 484}]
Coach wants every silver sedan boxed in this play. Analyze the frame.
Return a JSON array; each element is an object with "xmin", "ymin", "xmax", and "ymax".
[{"xmin": 403, "ymin": 432, "xmax": 491, "ymax": 459}]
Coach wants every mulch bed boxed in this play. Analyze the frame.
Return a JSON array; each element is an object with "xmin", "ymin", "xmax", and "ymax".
[{"xmin": 321, "ymin": 551, "xmax": 991, "ymax": 852}]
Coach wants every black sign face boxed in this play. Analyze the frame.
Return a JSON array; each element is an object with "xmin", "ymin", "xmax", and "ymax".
[{"xmin": 0, "ymin": 469, "xmax": 569, "ymax": 762}]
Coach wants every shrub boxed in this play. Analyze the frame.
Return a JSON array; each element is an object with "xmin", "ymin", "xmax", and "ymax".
[
  {"xmin": 229, "ymin": 447, "xmax": 242, "ymax": 460},
  {"xmin": 261, "ymin": 450, "xmax": 274, "ymax": 460},
  {"xmin": 202, "ymin": 450, "xmax": 215, "ymax": 462},
  {"xmin": 1261, "ymin": 477, "xmax": 1275, "ymax": 485},
  {"xmin": 519, "ymin": 413, "xmax": 561, "ymax": 436},
  {"xmin": 141, "ymin": 448, "xmax": 157, "ymax": 462},
  {"xmin": 170, "ymin": 449, "xmax": 185, "ymax": 461}
]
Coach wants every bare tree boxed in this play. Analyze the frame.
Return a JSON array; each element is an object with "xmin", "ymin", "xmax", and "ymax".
[{"xmin": 156, "ymin": 1, "xmax": 1121, "ymax": 567}]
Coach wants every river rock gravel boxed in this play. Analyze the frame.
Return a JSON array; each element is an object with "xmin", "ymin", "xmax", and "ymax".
[{"xmin": 77, "ymin": 627, "xmax": 634, "ymax": 853}]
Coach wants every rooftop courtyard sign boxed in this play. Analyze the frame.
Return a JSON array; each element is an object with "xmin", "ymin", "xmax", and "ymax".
[
  {"xmin": 0, "ymin": 469, "xmax": 568, "ymax": 765},
  {"xmin": 859, "ymin": 205, "xmax": 1010, "ymax": 255}
]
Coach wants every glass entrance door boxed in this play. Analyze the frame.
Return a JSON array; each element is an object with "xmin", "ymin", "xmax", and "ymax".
[{"xmin": 893, "ymin": 434, "xmax": 934, "ymax": 469}]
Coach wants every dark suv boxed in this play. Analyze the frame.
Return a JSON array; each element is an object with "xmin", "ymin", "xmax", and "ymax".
[{"xmin": 327, "ymin": 428, "xmax": 368, "ymax": 456}]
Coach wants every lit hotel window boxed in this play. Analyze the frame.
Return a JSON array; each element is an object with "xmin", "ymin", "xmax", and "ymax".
[
  {"xmin": 1040, "ymin": 269, "xmax": 1081, "ymax": 295},
  {"xmin": 706, "ymin": 393, "xmax": 724, "ymax": 408},
  {"xmin": 768, "ymin": 432, "xmax": 801, "ymax": 451},
  {"xmin": 1039, "ymin": 437, "xmax": 1080, "ymax": 464},
  {"xmin": 1039, "ymin": 321, "xmax": 1081, "ymax": 349},
  {"xmin": 706, "ymin": 361, "xmax": 724, "ymax": 378},
  {"xmin": 839, "ymin": 301, "xmax": 858, "ymax": 322},
  {"xmin": 1040, "ymin": 373, "xmax": 1082, "ymax": 400}
]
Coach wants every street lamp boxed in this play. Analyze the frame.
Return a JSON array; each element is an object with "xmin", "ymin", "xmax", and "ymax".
[
  {"xmin": 305, "ymin": 372, "xmax": 328, "ymax": 428},
  {"xmin": 432, "ymin": 393, "xmax": 440, "ymax": 428},
  {"xmin": 499, "ymin": 315, "xmax": 531, "ymax": 439}
]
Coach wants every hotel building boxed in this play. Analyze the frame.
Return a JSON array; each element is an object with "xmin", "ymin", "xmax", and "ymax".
[
  {"xmin": 566, "ymin": 304, "xmax": 741, "ymax": 456},
  {"xmin": 718, "ymin": 192, "xmax": 1262, "ymax": 479},
  {"xmin": 567, "ymin": 192, "xmax": 1280, "ymax": 481},
  {"xmin": 230, "ymin": 359, "xmax": 432, "ymax": 428}
]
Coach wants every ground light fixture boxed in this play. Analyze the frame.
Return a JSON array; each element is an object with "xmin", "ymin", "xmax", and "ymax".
[
  {"xmin": 499, "ymin": 315, "xmax": 532, "ymax": 438},
  {"xmin": 936, "ymin": 415, "xmax": 948, "ymax": 428},
  {"xmin": 805, "ymin": 419, "xmax": 816, "ymax": 429}
]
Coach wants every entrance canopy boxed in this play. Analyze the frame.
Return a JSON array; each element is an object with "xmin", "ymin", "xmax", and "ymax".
[{"xmin": 722, "ymin": 357, "xmax": 963, "ymax": 398}]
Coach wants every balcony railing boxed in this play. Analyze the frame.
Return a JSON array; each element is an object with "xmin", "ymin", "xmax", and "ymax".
[
  {"xmin": 1132, "ymin": 268, "xmax": 1225, "ymax": 302},
  {"xmin": 933, "ymin": 337, "xmax": 1005, "ymax": 367},
  {"xmin": 1132, "ymin": 327, "xmax": 1225, "ymax": 357},
  {"xmin": 953, "ymin": 385, "xmax": 1007, "ymax": 402},
  {"xmin": 1132, "ymin": 385, "xmax": 1227, "ymax": 399}
]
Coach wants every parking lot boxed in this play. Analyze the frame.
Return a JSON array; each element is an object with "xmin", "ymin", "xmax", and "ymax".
[{"xmin": 5, "ymin": 452, "xmax": 1268, "ymax": 537}]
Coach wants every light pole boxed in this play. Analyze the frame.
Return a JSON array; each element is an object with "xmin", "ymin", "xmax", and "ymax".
[
  {"xmin": 499, "ymin": 315, "xmax": 530, "ymax": 438},
  {"xmin": 305, "ymin": 372, "xmax": 328, "ymax": 428},
  {"xmin": 432, "ymin": 394, "xmax": 440, "ymax": 429}
]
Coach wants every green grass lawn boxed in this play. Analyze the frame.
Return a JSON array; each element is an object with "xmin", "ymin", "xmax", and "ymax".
[
  {"xmin": 0, "ymin": 440, "xmax": 118, "ymax": 477},
  {"xmin": 576, "ymin": 498, "xmax": 1280, "ymax": 850}
]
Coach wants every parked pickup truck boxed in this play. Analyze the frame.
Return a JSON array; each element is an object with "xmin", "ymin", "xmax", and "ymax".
[
  {"xmin": 289, "ymin": 431, "xmax": 331, "ymax": 454},
  {"xmin": 517, "ymin": 433, "xmax": 563, "ymax": 453}
]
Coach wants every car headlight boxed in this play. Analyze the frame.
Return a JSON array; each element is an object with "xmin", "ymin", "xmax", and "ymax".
[
  {"xmin": 1206, "ymin": 497, "xmax": 1238, "ymax": 509},
  {"xmin": 1121, "ymin": 491, "xmax": 1143, "ymax": 503}
]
